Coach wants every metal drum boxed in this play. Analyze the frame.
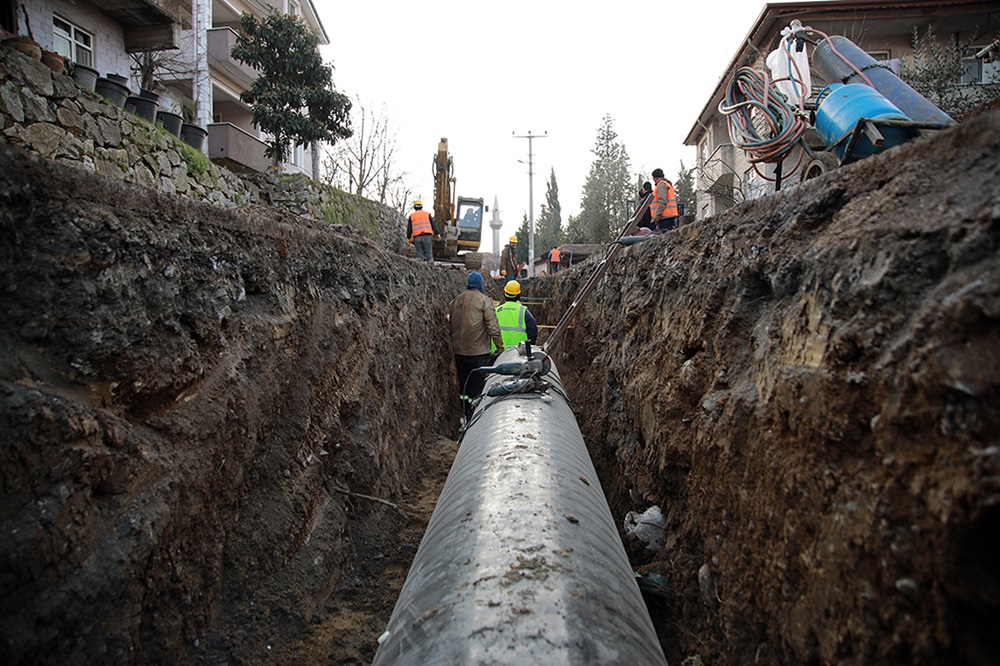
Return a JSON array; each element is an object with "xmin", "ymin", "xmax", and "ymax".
[
  {"xmin": 815, "ymin": 83, "xmax": 912, "ymax": 160},
  {"xmin": 813, "ymin": 35, "xmax": 955, "ymax": 126}
]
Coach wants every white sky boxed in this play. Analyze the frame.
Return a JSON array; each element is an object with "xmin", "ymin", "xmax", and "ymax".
[{"xmin": 317, "ymin": 0, "xmax": 813, "ymax": 255}]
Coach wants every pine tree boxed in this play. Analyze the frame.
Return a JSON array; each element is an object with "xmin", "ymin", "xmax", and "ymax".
[
  {"xmin": 565, "ymin": 214, "xmax": 585, "ymax": 243},
  {"xmin": 674, "ymin": 161, "xmax": 696, "ymax": 219},
  {"xmin": 514, "ymin": 213, "xmax": 530, "ymax": 266},
  {"xmin": 577, "ymin": 115, "xmax": 631, "ymax": 242},
  {"xmin": 534, "ymin": 168, "xmax": 563, "ymax": 254},
  {"xmin": 232, "ymin": 12, "xmax": 352, "ymax": 167}
]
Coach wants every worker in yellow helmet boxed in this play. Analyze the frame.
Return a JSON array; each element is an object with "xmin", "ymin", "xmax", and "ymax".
[
  {"xmin": 407, "ymin": 199, "xmax": 440, "ymax": 264},
  {"xmin": 500, "ymin": 235, "xmax": 522, "ymax": 283},
  {"xmin": 492, "ymin": 280, "xmax": 538, "ymax": 352}
]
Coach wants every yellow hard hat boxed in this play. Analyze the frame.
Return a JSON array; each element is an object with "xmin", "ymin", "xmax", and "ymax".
[
  {"xmin": 510, "ymin": 235, "xmax": 518, "ymax": 243},
  {"xmin": 413, "ymin": 199, "xmax": 422, "ymax": 207},
  {"xmin": 504, "ymin": 280, "xmax": 521, "ymax": 297}
]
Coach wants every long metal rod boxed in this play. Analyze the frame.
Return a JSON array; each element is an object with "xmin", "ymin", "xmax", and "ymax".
[
  {"xmin": 372, "ymin": 347, "xmax": 666, "ymax": 665},
  {"xmin": 544, "ymin": 192, "xmax": 653, "ymax": 352}
]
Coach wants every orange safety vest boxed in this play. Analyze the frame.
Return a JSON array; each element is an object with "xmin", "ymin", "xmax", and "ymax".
[
  {"xmin": 549, "ymin": 248, "xmax": 561, "ymax": 263},
  {"xmin": 649, "ymin": 180, "xmax": 678, "ymax": 220},
  {"xmin": 409, "ymin": 210, "xmax": 433, "ymax": 237}
]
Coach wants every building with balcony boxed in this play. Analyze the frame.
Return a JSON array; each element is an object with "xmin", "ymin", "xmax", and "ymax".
[
  {"xmin": 5, "ymin": 0, "xmax": 328, "ymax": 177},
  {"xmin": 683, "ymin": 0, "xmax": 1000, "ymax": 222}
]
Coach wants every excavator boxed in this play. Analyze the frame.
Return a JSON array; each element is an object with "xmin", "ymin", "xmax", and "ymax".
[{"xmin": 432, "ymin": 138, "xmax": 484, "ymax": 269}]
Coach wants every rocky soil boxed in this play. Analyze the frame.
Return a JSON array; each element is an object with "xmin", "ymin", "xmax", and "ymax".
[
  {"xmin": 0, "ymin": 144, "xmax": 466, "ymax": 664},
  {"xmin": 1, "ymin": 107, "xmax": 998, "ymax": 665},
  {"xmin": 547, "ymin": 111, "xmax": 1000, "ymax": 664}
]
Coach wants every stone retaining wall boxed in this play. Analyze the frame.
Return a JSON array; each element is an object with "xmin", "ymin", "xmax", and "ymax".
[{"xmin": 0, "ymin": 47, "xmax": 404, "ymax": 250}]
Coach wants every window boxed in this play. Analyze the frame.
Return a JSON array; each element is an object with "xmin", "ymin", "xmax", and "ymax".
[
  {"xmin": 961, "ymin": 49, "xmax": 982, "ymax": 85},
  {"xmin": 960, "ymin": 47, "xmax": 1000, "ymax": 85},
  {"xmin": 866, "ymin": 50, "xmax": 890, "ymax": 62},
  {"xmin": 53, "ymin": 16, "xmax": 93, "ymax": 67},
  {"xmin": 744, "ymin": 167, "xmax": 768, "ymax": 201},
  {"xmin": 292, "ymin": 142, "xmax": 303, "ymax": 168},
  {"xmin": 288, "ymin": 0, "xmax": 301, "ymax": 16}
]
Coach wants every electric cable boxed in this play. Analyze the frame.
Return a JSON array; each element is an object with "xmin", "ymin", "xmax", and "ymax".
[
  {"xmin": 717, "ymin": 24, "xmax": 878, "ymax": 182},
  {"xmin": 718, "ymin": 66, "xmax": 809, "ymax": 180}
]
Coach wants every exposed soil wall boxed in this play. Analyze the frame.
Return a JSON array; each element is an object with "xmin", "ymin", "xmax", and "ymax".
[
  {"xmin": 1, "ymin": 98, "xmax": 998, "ymax": 664},
  {"xmin": 548, "ymin": 111, "xmax": 1000, "ymax": 664},
  {"xmin": 0, "ymin": 144, "xmax": 464, "ymax": 664}
]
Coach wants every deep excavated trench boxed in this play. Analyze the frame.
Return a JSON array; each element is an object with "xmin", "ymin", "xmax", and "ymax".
[{"xmin": 1, "ymin": 112, "xmax": 999, "ymax": 666}]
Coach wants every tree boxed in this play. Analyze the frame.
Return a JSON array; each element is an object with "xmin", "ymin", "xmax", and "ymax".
[
  {"xmin": 674, "ymin": 161, "xmax": 696, "ymax": 219},
  {"xmin": 564, "ymin": 213, "xmax": 585, "ymax": 243},
  {"xmin": 231, "ymin": 11, "xmax": 352, "ymax": 167},
  {"xmin": 534, "ymin": 168, "xmax": 564, "ymax": 254},
  {"xmin": 324, "ymin": 96, "xmax": 407, "ymax": 204},
  {"xmin": 514, "ymin": 213, "xmax": 531, "ymax": 266},
  {"xmin": 131, "ymin": 50, "xmax": 194, "ymax": 93},
  {"xmin": 900, "ymin": 25, "xmax": 1000, "ymax": 120},
  {"xmin": 577, "ymin": 115, "xmax": 631, "ymax": 243}
]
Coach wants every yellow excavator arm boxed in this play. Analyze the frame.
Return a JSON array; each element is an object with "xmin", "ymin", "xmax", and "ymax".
[
  {"xmin": 430, "ymin": 138, "xmax": 484, "ymax": 268},
  {"xmin": 433, "ymin": 138, "xmax": 455, "ymax": 229}
]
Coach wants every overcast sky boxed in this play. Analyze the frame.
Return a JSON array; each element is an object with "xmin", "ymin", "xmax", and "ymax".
[{"xmin": 318, "ymin": 0, "xmax": 816, "ymax": 255}]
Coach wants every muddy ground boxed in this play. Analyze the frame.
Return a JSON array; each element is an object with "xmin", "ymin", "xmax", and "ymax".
[{"xmin": 1, "ymin": 109, "xmax": 998, "ymax": 665}]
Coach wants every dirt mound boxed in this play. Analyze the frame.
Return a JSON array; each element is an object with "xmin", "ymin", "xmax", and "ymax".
[
  {"xmin": 0, "ymin": 144, "xmax": 464, "ymax": 664},
  {"xmin": 546, "ymin": 111, "xmax": 1000, "ymax": 664}
]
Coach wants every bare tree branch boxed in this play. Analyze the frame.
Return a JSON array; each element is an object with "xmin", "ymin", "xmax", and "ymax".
[{"xmin": 323, "ymin": 95, "xmax": 411, "ymax": 206}]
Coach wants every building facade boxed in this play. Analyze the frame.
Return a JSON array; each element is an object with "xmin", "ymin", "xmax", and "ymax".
[
  {"xmin": 683, "ymin": 0, "xmax": 1000, "ymax": 222},
  {"xmin": 4, "ymin": 0, "xmax": 328, "ymax": 176}
]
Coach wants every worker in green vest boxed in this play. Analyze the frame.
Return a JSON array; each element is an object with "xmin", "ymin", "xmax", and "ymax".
[{"xmin": 492, "ymin": 280, "xmax": 538, "ymax": 352}]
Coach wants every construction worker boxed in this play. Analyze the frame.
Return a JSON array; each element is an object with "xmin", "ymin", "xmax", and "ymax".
[
  {"xmin": 447, "ymin": 271, "xmax": 504, "ymax": 421},
  {"xmin": 636, "ymin": 181, "xmax": 654, "ymax": 230},
  {"xmin": 649, "ymin": 168, "xmax": 679, "ymax": 232},
  {"xmin": 407, "ymin": 199, "xmax": 440, "ymax": 264},
  {"xmin": 492, "ymin": 280, "xmax": 538, "ymax": 352},
  {"xmin": 547, "ymin": 246, "xmax": 561, "ymax": 274},
  {"xmin": 500, "ymin": 235, "xmax": 521, "ymax": 283}
]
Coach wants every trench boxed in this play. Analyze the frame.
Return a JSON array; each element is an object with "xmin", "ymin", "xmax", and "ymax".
[{"xmin": 2, "ymin": 112, "xmax": 1000, "ymax": 665}]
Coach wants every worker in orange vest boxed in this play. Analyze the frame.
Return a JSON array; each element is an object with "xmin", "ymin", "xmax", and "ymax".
[
  {"xmin": 407, "ymin": 199, "xmax": 440, "ymax": 263},
  {"xmin": 548, "ymin": 246, "xmax": 562, "ymax": 273},
  {"xmin": 649, "ymin": 168, "xmax": 679, "ymax": 232}
]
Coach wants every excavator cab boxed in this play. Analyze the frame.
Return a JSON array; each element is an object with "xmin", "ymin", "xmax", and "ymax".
[{"xmin": 455, "ymin": 197, "xmax": 484, "ymax": 251}]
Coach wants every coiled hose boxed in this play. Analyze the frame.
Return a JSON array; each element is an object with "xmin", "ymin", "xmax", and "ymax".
[{"xmin": 718, "ymin": 65, "xmax": 809, "ymax": 179}]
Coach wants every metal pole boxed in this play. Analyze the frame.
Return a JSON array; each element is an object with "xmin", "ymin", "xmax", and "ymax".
[{"xmin": 513, "ymin": 131, "xmax": 546, "ymax": 277}]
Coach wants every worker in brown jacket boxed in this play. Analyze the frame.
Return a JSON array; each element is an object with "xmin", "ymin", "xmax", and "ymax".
[{"xmin": 447, "ymin": 271, "xmax": 504, "ymax": 421}]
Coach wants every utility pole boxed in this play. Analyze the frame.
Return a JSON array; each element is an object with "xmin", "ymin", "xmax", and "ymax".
[{"xmin": 512, "ymin": 130, "xmax": 546, "ymax": 277}]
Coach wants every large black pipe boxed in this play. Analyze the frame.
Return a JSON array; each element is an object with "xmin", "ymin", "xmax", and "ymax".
[{"xmin": 372, "ymin": 347, "xmax": 667, "ymax": 665}]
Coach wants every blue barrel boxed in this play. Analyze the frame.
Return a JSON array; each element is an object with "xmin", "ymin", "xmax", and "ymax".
[{"xmin": 815, "ymin": 83, "xmax": 912, "ymax": 161}]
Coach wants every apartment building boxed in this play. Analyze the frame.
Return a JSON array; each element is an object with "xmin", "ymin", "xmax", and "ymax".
[
  {"xmin": 3, "ymin": 0, "xmax": 327, "ymax": 176},
  {"xmin": 683, "ymin": 0, "xmax": 1000, "ymax": 222}
]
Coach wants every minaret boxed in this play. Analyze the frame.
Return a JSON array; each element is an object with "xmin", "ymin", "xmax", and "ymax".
[{"xmin": 490, "ymin": 196, "xmax": 502, "ymax": 255}]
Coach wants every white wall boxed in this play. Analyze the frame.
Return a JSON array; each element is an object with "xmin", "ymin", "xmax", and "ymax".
[{"xmin": 29, "ymin": 1, "xmax": 131, "ymax": 82}]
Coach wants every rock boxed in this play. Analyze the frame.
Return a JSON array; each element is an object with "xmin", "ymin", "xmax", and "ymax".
[{"xmin": 698, "ymin": 564, "xmax": 717, "ymax": 608}]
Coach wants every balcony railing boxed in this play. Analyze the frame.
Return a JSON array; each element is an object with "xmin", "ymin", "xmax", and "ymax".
[
  {"xmin": 207, "ymin": 122, "xmax": 270, "ymax": 173},
  {"xmin": 207, "ymin": 27, "xmax": 258, "ymax": 88}
]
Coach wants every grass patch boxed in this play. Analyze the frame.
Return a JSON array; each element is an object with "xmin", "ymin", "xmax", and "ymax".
[{"xmin": 179, "ymin": 142, "xmax": 211, "ymax": 177}]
